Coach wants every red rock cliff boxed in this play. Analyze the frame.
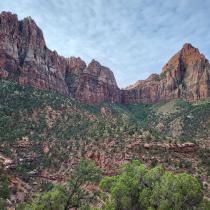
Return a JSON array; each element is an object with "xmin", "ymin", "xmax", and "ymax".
[
  {"xmin": 121, "ymin": 43, "xmax": 210, "ymax": 105},
  {"xmin": 0, "ymin": 11, "xmax": 121, "ymax": 103},
  {"xmin": 75, "ymin": 59, "xmax": 121, "ymax": 103},
  {"xmin": 0, "ymin": 12, "xmax": 70, "ymax": 95},
  {"xmin": 1, "ymin": 12, "xmax": 210, "ymax": 106}
]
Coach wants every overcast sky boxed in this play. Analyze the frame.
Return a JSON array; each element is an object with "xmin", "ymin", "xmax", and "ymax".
[{"xmin": 1, "ymin": 0, "xmax": 210, "ymax": 88}]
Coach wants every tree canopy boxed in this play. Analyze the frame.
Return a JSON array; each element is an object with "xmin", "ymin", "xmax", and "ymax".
[
  {"xmin": 21, "ymin": 158, "xmax": 103, "ymax": 210},
  {"xmin": 97, "ymin": 160, "xmax": 210, "ymax": 210}
]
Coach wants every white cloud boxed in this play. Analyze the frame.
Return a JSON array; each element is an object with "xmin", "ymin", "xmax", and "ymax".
[{"xmin": 1, "ymin": 0, "xmax": 210, "ymax": 88}]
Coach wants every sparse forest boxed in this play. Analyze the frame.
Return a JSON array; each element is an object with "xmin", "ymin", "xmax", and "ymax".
[{"xmin": 1, "ymin": 78, "xmax": 210, "ymax": 209}]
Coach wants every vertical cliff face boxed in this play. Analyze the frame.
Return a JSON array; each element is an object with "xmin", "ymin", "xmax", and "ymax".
[
  {"xmin": 64, "ymin": 56, "xmax": 87, "ymax": 96},
  {"xmin": 75, "ymin": 59, "xmax": 121, "ymax": 103},
  {"xmin": 0, "ymin": 11, "xmax": 120, "ymax": 104},
  {"xmin": 121, "ymin": 44, "xmax": 210, "ymax": 105},
  {"xmin": 0, "ymin": 11, "xmax": 70, "ymax": 96},
  {"xmin": 1, "ymin": 12, "xmax": 210, "ymax": 106}
]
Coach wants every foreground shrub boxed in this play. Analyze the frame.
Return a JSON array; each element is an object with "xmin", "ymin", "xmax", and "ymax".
[{"xmin": 97, "ymin": 160, "xmax": 210, "ymax": 210}]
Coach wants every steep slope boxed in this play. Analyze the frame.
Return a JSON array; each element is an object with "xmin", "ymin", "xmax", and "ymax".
[
  {"xmin": 0, "ymin": 12, "xmax": 70, "ymax": 96},
  {"xmin": 122, "ymin": 44, "xmax": 210, "ymax": 105},
  {"xmin": 1, "ymin": 79, "xmax": 210, "ymax": 208},
  {"xmin": 124, "ymin": 98, "xmax": 210, "ymax": 141},
  {"xmin": 75, "ymin": 59, "xmax": 121, "ymax": 103},
  {"xmin": 0, "ymin": 11, "xmax": 120, "ymax": 104},
  {"xmin": 1, "ymin": 11, "xmax": 210, "ymax": 106}
]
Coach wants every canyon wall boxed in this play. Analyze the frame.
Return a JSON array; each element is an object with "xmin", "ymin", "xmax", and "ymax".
[
  {"xmin": 0, "ymin": 11, "xmax": 118, "ymax": 103},
  {"xmin": 121, "ymin": 43, "xmax": 210, "ymax": 105},
  {"xmin": 1, "ymin": 12, "xmax": 210, "ymax": 105}
]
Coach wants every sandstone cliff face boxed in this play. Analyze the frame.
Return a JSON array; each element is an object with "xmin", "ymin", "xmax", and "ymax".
[
  {"xmin": 64, "ymin": 56, "xmax": 87, "ymax": 96},
  {"xmin": 1, "ymin": 12, "xmax": 210, "ymax": 106},
  {"xmin": 75, "ymin": 59, "xmax": 121, "ymax": 103},
  {"xmin": 123, "ymin": 74, "xmax": 159, "ymax": 90},
  {"xmin": 123, "ymin": 80, "xmax": 146, "ymax": 90},
  {"xmin": 121, "ymin": 44, "xmax": 210, "ymax": 105},
  {"xmin": 0, "ymin": 12, "xmax": 70, "ymax": 95},
  {"xmin": 0, "ymin": 12, "xmax": 121, "ymax": 104}
]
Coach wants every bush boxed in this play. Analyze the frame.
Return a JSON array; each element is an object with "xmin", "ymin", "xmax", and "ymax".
[
  {"xmin": 0, "ymin": 180, "xmax": 10, "ymax": 199},
  {"xmin": 99, "ymin": 161, "xmax": 208, "ymax": 210},
  {"xmin": 0, "ymin": 198, "xmax": 6, "ymax": 210},
  {"xmin": 151, "ymin": 158, "xmax": 158, "ymax": 167},
  {"xmin": 13, "ymin": 186, "xmax": 18, "ymax": 194},
  {"xmin": 184, "ymin": 160, "xmax": 192, "ymax": 168},
  {"xmin": 146, "ymin": 134, "xmax": 151, "ymax": 142}
]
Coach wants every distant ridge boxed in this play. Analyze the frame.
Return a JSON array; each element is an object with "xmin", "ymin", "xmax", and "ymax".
[{"xmin": 1, "ymin": 11, "xmax": 210, "ymax": 105}]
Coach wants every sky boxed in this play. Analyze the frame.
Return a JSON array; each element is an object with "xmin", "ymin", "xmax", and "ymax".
[{"xmin": 1, "ymin": 0, "xmax": 210, "ymax": 88}]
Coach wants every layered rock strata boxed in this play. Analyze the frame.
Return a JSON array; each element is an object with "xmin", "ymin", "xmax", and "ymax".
[
  {"xmin": 2, "ymin": 141, "xmax": 194, "ymax": 176},
  {"xmin": 75, "ymin": 59, "xmax": 121, "ymax": 103},
  {"xmin": 0, "ymin": 11, "xmax": 118, "ymax": 102},
  {"xmin": 121, "ymin": 43, "xmax": 210, "ymax": 105},
  {"xmin": 0, "ymin": 12, "xmax": 69, "ymax": 95},
  {"xmin": 1, "ymin": 12, "xmax": 210, "ymax": 105}
]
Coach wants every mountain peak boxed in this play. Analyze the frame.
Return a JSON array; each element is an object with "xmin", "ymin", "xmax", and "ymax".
[
  {"xmin": 181, "ymin": 43, "xmax": 200, "ymax": 53},
  {"xmin": 1, "ymin": 11, "xmax": 210, "ymax": 106},
  {"xmin": 27, "ymin": 16, "xmax": 32, "ymax": 21},
  {"xmin": 161, "ymin": 43, "xmax": 204, "ymax": 74},
  {"xmin": 183, "ymin": 43, "xmax": 193, "ymax": 49}
]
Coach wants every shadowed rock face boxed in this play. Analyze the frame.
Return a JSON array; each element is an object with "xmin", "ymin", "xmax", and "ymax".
[{"xmin": 1, "ymin": 11, "xmax": 210, "ymax": 106}]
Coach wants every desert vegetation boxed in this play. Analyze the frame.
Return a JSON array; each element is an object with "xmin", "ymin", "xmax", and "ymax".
[{"xmin": 1, "ymin": 78, "xmax": 210, "ymax": 209}]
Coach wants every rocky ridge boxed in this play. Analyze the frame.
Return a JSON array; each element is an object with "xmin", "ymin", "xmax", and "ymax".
[
  {"xmin": 0, "ymin": 11, "xmax": 118, "ymax": 103},
  {"xmin": 1, "ymin": 11, "xmax": 210, "ymax": 105},
  {"xmin": 0, "ymin": 140, "xmax": 196, "ymax": 173},
  {"xmin": 124, "ymin": 73, "xmax": 159, "ymax": 90},
  {"xmin": 121, "ymin": 43, "xmax": 210, "ymax": 105}
]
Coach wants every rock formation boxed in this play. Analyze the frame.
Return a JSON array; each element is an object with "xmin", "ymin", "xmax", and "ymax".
[
  {"xmin": 123, "ymin": 74, "xmax": 159, "ymax": 90},
  {"xmin": 121, "ymin": 43, "xmax": 210, "ymax": 105},
  {"xmin": 0, "ymin": 12, "xmax": 70, "ymax": 96},
  {"xmin": 1, "ymin": 11, "xmax": 210, "ymax": 105},
  {"xmin": 123, "ymin": 80, "xmax": 146, "ymax": 90},
  {"xmin": 146, "ymin": 73, "xmax": 159, "ymax": 81},
  {"xmin": 0, "ymin": 11, "xmax": 120, "ymax": 103},
  {"xmin": 75, "ymin": 59, "xmax": 121, "ymax": 103},
  {"xmin": 2, "ymin": 140, "xmax": 194, "ymax": 174}
]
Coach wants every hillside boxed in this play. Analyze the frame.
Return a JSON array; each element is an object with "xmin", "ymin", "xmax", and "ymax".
[
  {"xmin": 0, "ymin": 78, "xmax": 210, "ymax": 209},
  {"xmin": 125, "ymin": 98, "xmax": 210, "ymax": 141}
]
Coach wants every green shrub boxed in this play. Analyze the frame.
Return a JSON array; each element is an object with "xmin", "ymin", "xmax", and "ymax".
[
  {"xmin": 151, "ymin": 158, "xmax": 158, "ymax": 167},
  {"xmin": 99, "ymin": 161, "xmax": 208, "ymax": 210},
  {"xmin": 0, "ymin": 180, "xmax": 10, "ymax": 199}
]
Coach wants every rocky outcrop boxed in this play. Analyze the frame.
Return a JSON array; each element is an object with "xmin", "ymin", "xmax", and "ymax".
[
  {"xmin": 123, "ymin": 80, "xmax": 146, "ymax": 90},
  {"xmin": 141, "ymin": 142, "xmax": 195, "ymax": 153},
  {"xmin": 21, "ymin": 140, "xmax": 195, "ymax": 179},
  {"xmin": 0, "ymin": 11, "xmax": 121, "ymax": 104},
  {"xmin": 64, "ymin": 56, "xmax": 87, "ymax": 96},
  {"xmin": 75, "ymin": 59, "xmax": 121, "ymax": 103},
  {"xmin": 0, "ymin": 12, "xmax": 70, "ymax": 96},
  {"xmin": 1, "ymin": 12, "xmax": 210, "ymax": 106},
  {"xmin": 121, "ymin": 43, "xmax": 210, "ymax": 105},
  {"xmin": 82, "ymin": 141, "xmax": 196, "ymax": 175},
  {"xmin": 123, "ymin": 74, "xmax": 159, "ymax": 90},
  {"xmin": 146, "ymin": 73, "xmax": 159, "ymax": 81}
]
